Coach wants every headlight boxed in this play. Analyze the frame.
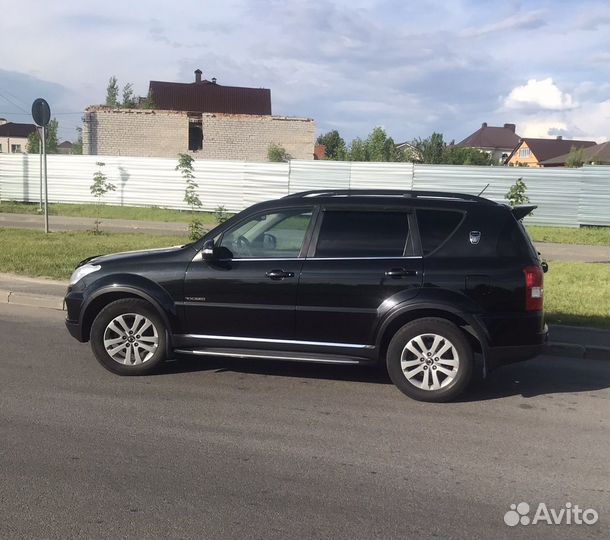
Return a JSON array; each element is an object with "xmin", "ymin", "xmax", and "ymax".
[{"xmin": 69, "ymin": 264, "xmax": 101, "ymax": 286}]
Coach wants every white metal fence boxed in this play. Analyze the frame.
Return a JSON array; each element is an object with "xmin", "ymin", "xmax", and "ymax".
[{"xmin": 0, "ymin": 154, "xmax": 608, "ymax": 227}]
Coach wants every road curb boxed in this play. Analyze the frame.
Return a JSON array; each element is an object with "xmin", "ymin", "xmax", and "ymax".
[{"xmin": 1, "ymin": 289, "xmax": 64, "ymax": 311}]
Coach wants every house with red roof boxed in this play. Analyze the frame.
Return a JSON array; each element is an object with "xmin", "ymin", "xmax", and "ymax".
[{"xmin": 83, "ymin": 70, "xmax": 315, "ymax": 161}]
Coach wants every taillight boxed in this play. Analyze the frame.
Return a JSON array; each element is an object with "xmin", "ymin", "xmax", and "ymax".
[{"xmin": 523, "ymin": 265, "xmax": 544, "ymax": 311}]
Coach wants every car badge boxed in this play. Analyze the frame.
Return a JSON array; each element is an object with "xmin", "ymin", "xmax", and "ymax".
[{"xmin": 469, "ymin": 231, "xmax": 481, "ymax": 245}]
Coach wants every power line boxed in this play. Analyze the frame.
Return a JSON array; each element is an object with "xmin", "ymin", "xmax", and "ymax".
[{"xmin": 0, "ymin": 91, "xmax": 29, "ymax": 114}]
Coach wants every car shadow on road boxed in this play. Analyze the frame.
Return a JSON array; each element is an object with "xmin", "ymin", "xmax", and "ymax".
[
  {"xmin": 159, "ymin": 353, "xmax": 609, "ymax": 401},
  {"xmin": 457, "ymin": 355, "xmax": 609, "ymax": 402}
]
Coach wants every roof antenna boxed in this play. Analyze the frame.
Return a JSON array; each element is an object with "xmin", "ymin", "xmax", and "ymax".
[{"xmin": 478, "ymin": 183, "xmax": 490, "ymax": 196}]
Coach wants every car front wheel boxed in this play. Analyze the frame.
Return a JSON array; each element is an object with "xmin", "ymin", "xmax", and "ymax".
[
  {"xmin": 90, "ymin": 298, "xmax": 168, "ymax": 375},
  {"xmin": 386, "ymin": 318, "xmax": 473, "ymax": 402}
]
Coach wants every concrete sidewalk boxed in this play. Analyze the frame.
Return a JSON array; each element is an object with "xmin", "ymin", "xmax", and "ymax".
[
  {"xmin": 1, "ymin": 212, "xmax": 608, "ymax": 262},
  {"xmin": 0, "ymin": 272, "xmax": 606, "ymax": 361}
]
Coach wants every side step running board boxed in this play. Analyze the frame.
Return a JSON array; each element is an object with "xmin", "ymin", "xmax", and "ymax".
[{"xmin": 173, "ymin": 347, "xmax": 375, "ymax": 366}]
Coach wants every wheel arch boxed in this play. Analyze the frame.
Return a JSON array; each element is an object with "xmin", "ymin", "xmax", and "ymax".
[
  {"xmin": 80, "ymin": 286, "xmax": 174, "ymax": 347},
  {"xmin": 376, "ymin": 305, "xmax": 489, "ymax": 374}
]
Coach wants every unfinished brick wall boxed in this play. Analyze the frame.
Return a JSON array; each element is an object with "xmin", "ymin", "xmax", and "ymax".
[
  {"xmin": 83, "ymin": 108, "xmax": 315, "ymax": 161},
  {"xmin": 198, "ymin": 114, "xmax": 315, "ymax": 161}
]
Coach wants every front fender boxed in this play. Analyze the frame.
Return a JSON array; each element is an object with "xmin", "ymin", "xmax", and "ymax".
[{"xmin": 80, "ymin": 273, "xmax": 178, "ymax": 333}]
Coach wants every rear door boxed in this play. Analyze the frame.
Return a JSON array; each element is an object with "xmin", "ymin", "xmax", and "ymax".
[{"xmin": 295, "ymin": 207, "xmax": 422, "ymax": 346}]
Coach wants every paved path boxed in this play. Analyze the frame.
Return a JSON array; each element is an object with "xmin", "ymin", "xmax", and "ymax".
[
  {"xmin": 1, "ymin": 212, "xmax": 607, "ymax": 262},
  {"xmin": 0, "ymin": 303, "xmax": 608, "ymax": 540},
  {"xmin": 536, "ymin": 242, "xmax": 609, "ymax": 263},
  {"xmin": 0, "ymin": 212, "xmax": 190, "ymax": 236}
]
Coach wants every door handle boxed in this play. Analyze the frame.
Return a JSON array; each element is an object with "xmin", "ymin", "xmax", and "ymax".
[
  {"xmin": 266, "ymin": 269, "xmax": 295, "ymax": 280},
  {"xmin": 385, "ymin": 267, "xmax": 417, "ymax": 278}
]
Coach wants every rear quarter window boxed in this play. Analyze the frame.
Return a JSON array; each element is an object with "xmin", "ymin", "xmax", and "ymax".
[
  {"xmin": 416, "ymin": 209, "xmax": 463, "ymax": 255},
  {"xmin": 497, "ymin": 218, "xmax": 538, "ymax": 259}
]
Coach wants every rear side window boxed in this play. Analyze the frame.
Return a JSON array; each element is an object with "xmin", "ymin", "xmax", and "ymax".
[
  {"xmin": 314, "ymin": 211, "xmax": 408, "ymax": 258},
  {"xmin": 416, "ymin": 209, "xmax": 463, "ymax": 255},
  {"xmin": 497, "ymin": 218, "xmax": 537, "ymax": 259}
]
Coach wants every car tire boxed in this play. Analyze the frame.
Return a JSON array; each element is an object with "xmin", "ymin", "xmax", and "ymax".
[
  {"xmin": 90, "ymin": 298, "xmax": 168, "ymax": 375},
  {"xmin": 386, "ymin": 318, "xmax": 473, "ymax": 402}
]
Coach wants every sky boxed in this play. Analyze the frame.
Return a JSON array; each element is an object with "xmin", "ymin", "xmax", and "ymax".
[{"xmin": 0, "ymin": 0, "xmax": 608, "ymax": 145}]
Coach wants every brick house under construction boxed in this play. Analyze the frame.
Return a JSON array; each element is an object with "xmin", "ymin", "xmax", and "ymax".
[{"xmin": 83, "ymin": 69, "xmax": 315, "ymax": 161}]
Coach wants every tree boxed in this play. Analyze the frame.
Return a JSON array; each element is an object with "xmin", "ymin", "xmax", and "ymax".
[
  {"xmin": 412, "ymin": 132, "xmax": 445, "ymax": 164},
  {"xmin": 90, "ymin": 162, "xmax": 117, "ymax": 234},
  {"xmin": 316, "ymin": 130, "xmax": 346, "ymax": 160},
  {"xmin": 347, "ymin": 138, "xmax": 368, "ymax": 161},
  {"xmin": 139, "ymin": 90, "xmax": 156, "ymax": 109},
  {"xmin": 72, "ymin": 127, "xmax": 83, "ymax": 155},
  {"xmin": 505, "ymin": 177, "xmax": 530, "ymax": 207},
  {"xmin": 176, "ymin": 153, "xmax": 204, "ymax": 240},
  {"xmin": 268, "ymin": 144, "xmax": 290, "ymax": 162},
  {"xmin": 25, "ymin": 118, "xmax": 59, "ymax": 154},
  {"xmin": 565, "ymin": 146, "xmax": 585, "ymax": 168},
  {"xmin": 122, "ymin": 83, "xmax": 136, "ymax": 108},
  {"xmin": 366, "ymin": 127, "xmax": 392, "ymax": 162},
  {"xmin": 106, "ymin": 76, "xmax": 119, "ymax": 107},
  {"xmin": 443, "ymin": 146, "xmax": 493, "ymax": 165}
]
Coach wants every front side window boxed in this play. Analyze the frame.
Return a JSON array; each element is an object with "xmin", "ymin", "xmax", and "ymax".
[
  {"xmin": 220, "ymin": 208, "xmax": 312, "ymax": 259},
  {"xmin": 314, "ymin": 211, "xmax": 409, "ymax": 258}
]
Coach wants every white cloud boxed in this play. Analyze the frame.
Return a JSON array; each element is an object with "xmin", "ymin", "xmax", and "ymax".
[
  {"xmin": 504, "ymin": 99, "xmax": 609, "ymax": 143},
  {"xmin": 503, "ymin": 78, "xmax": 576, "ymax": 111}
]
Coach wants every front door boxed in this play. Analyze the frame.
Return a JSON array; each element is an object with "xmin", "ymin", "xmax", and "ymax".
[
  {"xmin": 182, "ymin": 207, "xmax": 314, "ymax": 341},
  {"xmin": 296, "ymin": 208, "xmax": 422, "ymax": 346}
]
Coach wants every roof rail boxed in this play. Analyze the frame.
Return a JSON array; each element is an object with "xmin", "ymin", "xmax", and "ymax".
[{"xmin": 283, "ymin": 189, "xmax": 495, "ymax": 204}]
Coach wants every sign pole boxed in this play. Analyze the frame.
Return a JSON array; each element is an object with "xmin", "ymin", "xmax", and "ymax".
[
  {"xmin": 39, "ymin": 127, "xmax": 43, "ymax": 212},
  {"xmin": 31, "ymin": 98, "xmax": 51, "ymax": 233},
  {"xmin": 42, "ymin": 125, "xmax": 49, "ymax": 234}
]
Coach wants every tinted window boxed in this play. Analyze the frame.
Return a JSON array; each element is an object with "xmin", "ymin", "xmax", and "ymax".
[
  {"xmin": 314, "ymin": 211, "xmax": 408, "ymax": 258},
  {"xmin": 417, "ymin": 209, "xmax": 463, "ymax": 255},
  {"xmin": 497, "ymin": 218, "xmax": 537, "ymax": 259},
  {"xmin": 220, "ymin": 209, "xmax": 312, "ymax": 258}
]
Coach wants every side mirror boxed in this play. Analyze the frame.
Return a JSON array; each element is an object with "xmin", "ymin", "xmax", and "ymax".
[
  {"xmin": 201, "ymin": 239, "xmax": 215, "ymax": 262},
  {"xmin": 201, "ymin": 239, "xmax": 233, "ymax": 262}
]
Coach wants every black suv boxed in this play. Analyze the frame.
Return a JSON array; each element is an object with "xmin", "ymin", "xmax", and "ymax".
[{"xmin": 65, "ymin": 190, "xmax": 547, "ymax": 402}]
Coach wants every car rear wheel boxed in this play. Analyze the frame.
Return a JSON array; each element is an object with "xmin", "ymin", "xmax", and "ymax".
[
  {"xmin": 386, "ymin": 318, "xmax": 473, "ymax": 402},
  {"xmin": 90, "ymin": 298, "xmax": 167, "ymax": 375}
]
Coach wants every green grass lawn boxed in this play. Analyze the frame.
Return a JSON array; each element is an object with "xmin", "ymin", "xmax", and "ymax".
[
  {"xmin": 526, "ymin": 225, "xmax": 609, "ymax": 246},
  {"xmin": 0, "ymin": 201, "xmax": 223, "ymax": 226},
  {"xmin": 544, "ymin": 262, "xmax": 609, "ymax": 328},
  {"xmin": 0, "ymin": 228, "xmax": 187, "ymax": 280},
  {"xmin": 1, "ymin": 201, "xmax": 608, "ymax": 246},
  {"xmin": 1, "ymin": 228, "xmax": 607, "ymax": 328}
]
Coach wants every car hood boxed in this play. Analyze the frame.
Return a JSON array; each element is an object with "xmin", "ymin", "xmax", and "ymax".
[{"xmin": 77, "ymin": 245, "xmax": 187, "ymax": 267}]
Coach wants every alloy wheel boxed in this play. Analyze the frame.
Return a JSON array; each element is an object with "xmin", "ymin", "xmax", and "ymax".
[
  {"xmin": 400, "ymin": 333, "xmax": 460, "ymax": 391},
  {"xmin": 103, "ymin": 313, "xmax": 159, "ymax": 365}
]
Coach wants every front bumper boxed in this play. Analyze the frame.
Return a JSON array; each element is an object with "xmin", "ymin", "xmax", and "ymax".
[{"xmin": 64, "ymin": 286, "xmax": 86, "ymax": 342}]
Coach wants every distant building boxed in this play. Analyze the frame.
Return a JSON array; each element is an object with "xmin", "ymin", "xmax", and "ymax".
[
  {"xmin": 539, "ymin": 141, "xmax": 610, "ymax": 167},
  {"xmin": 313, "ymin": 143, "xmax": 326, "ymax": 160},
  {"xmin": 0, "ymin": 119, "xmax": 37, "ymax": 154},
  {"xmin": 57, "ymin": 141, "xmax": 74, "ymax": 154},
  {"xmin": 83, "ymin": 69, "xmax": 315, "ymax": 161},
  {"xmin": 456, "ymin": 122, "xmax": 520, "ymax": 164},
  {"xmin": 505, "ymin": 137, "xmax": 597, "ymax": 167}
]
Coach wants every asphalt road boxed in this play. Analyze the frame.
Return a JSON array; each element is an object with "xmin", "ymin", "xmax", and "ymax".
[{"xmin": 0, "ymin": 304, "xmax": 608, "ymax": 540}]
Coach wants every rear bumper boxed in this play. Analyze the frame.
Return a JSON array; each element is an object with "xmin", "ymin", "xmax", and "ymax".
[{"xmin": 486, "ymin": 323, "xmax": 548, "ymax": 370}]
